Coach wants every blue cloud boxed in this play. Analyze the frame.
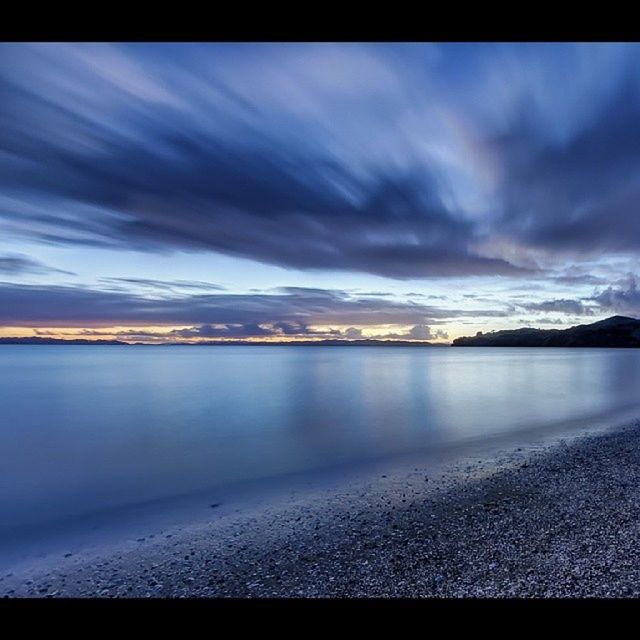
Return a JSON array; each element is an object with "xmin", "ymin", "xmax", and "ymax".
[
  {"xmin": 0, "ymin": 282, "xmax": 513, "ymax": 328},
  {"xmin": 2, "ymin": 43, "xmax": 640, "ymax": 281}
]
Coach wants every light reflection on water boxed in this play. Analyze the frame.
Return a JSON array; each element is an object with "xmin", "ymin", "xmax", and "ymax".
[{"xmin": 1, "ymin": 345, "xmax": 640, "ymax": 529}]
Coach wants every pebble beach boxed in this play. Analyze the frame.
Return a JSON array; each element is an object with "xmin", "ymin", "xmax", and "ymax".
[{"xmin": 4, "ymin": 420, "xmax": 640, "ymax": 598}]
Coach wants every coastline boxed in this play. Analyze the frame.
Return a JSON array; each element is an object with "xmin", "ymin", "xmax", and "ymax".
[{"xmin": 4, "ymin": 417, "xmax": 640, "ymax": 597}]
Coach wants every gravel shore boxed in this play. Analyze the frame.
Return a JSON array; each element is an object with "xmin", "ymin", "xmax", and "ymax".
[{"xmin": 4, "ymin": 420, "xmax": 640, "ymax": 598}]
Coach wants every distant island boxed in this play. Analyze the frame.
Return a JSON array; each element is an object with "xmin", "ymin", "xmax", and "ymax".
[
  {"xmin": 453, "ymin": 316, "xmax": 640, "ymax": 347},
  {"xmin": 0, "ymin": 337, "xmax": 130, "ymax": 345}
]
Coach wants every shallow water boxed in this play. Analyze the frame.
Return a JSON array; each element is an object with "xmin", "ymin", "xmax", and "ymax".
[{"xmin": 2, "ymin": 345, "xmax": 640, "ymax": 531}]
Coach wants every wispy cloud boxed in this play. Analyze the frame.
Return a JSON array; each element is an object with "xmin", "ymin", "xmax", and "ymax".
[
  {"xmin": 0, "ymin": 253, "xmax": 75, "ymax": 276},
  {"xmin": 98, "ymin": 277, "xmax": 226, "ymax": 293}
]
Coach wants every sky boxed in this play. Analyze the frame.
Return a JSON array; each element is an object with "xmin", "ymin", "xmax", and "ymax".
[{"xmin": 2, "ymin": 42, "xmax": 640, "ymax": 343}]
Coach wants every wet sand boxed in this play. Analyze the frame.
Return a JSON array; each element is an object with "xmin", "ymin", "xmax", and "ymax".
[{"xmin": 3, "ymin": 419, "xmax": 640, "ymax": 598}]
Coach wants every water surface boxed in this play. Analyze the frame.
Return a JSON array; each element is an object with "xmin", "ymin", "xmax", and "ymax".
[{"xmin": 2, "ymin": 345, "xmax": 640, "ymax": 531}]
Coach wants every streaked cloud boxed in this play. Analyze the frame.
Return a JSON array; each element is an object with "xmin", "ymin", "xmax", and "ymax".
[
  {"xmin": 0, "ymin": 281, "xmax": 512, "ymax": 331},
  {"xmin": 518, "ymin": 298, "xmax": 597, "ymax": 316},
  {"xmin": 98, "ymin": 277, "xmax": 226, "ymax": 293},
  {"xmin": 5, "ymin": 44, "xmax": 639, "ymax": 281}
]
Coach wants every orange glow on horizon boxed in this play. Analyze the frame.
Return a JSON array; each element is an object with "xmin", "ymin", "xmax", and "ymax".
[{"xmin": 0, "ymin": 324, "xmax": 459, "ymax": 344}]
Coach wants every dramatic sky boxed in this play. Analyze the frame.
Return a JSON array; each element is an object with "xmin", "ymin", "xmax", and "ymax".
[{"xmin": 2, "ymin": 42, "xmax": 640, "ymax": 343}]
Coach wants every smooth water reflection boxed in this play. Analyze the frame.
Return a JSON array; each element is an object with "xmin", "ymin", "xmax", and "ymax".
[{"xmin": 2, "ymin": 345, "xmax": 640, "ymax": 529}]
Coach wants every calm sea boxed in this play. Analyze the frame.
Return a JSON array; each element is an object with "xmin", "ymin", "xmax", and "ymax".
[{"xmin": 2, "ymin": 345, "xmax": 640, "ymax": 531}]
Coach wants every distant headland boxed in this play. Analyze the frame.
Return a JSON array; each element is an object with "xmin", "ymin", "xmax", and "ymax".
[{"xmin": 452, "ymin": 316, "xmax": 640, "ymax": 348}]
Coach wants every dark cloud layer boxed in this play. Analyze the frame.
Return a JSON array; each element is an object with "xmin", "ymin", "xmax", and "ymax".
[
  {"xmin": 0, "ymin": 281, "xmax": 510, "ymax": 331},
  {"xmin": 0, "ymin": 123, "xmax": 520, "ymax": 278},
  {"xmin": 495, "ymin": 80, "xmax": 640, "ymax": 258}
]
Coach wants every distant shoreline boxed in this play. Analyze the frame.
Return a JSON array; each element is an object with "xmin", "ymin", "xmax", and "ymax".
[
  {"xmin": 0, "ymin": 338, "xmax": 444, "ymax": 347},
  {"xmin": 2, "ymin": 340, "xmax": 640, "ymax": 348},
  {"xmin": 3, "ymin": 315, "xmax": 639, "ymax": 347}
]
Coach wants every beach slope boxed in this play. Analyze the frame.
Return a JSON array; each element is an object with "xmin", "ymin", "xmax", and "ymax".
[{"xmin": 4, "ymin": 422, "xmax": 640, "ymax": 597}]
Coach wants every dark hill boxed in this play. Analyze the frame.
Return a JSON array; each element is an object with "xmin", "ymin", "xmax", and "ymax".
[{"xmin": 452, "ymin": 316, "xmax": 640, "ymax": 347}]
